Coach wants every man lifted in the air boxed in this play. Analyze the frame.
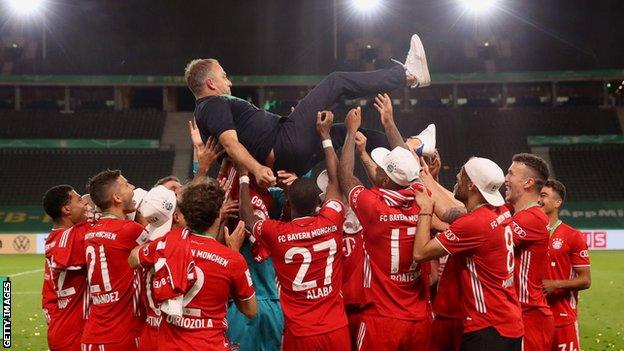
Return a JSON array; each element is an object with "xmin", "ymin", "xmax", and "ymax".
[{"xmin": 187, "ymin": 34, "xmax": 435, "ymax": 187}]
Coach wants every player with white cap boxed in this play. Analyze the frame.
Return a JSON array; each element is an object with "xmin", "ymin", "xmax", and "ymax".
[
  {"xmin": 139, "ymin": 185, "xmax": 178, "ymax": 240},
  {"xmin": 411, "ymin": 157, "xmax": 524, "ymax": 350},
  {"xmin": 337, "ymin": 106, "xmax": 432, "ymax": 350}
]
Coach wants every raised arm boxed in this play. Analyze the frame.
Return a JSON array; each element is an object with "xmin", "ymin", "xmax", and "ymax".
[
  {"xmin": 237, "ymin": 166, "xmax": 261, "ymax": 234},
  {"xmin": 339, "ymin": 107, "xmax": 364, "ymax": 198},
  {"xmin": 189, "ymin": 119, "xmax": 225, "ymax": 179},
  {"xmin": 219, "ymin": 130, "xmax": 276, "ymax": 188},
  {"xmin": 418, "ymin": 158, "xmax": 466, "ymax": 224},
  {"xmin": 411, "ymin": 184, "xmax": 448, "ymax": 262},
  {"xmin": 374, "ymin": 93, "xmax": 409, "ymax": 151},
  {"xmin": 316, "ymin": 111, "xmax": 342, "ymax": 201},
  {"xmin": 355, "ymin": 132, "xmax": 379, "ymax": 184}
]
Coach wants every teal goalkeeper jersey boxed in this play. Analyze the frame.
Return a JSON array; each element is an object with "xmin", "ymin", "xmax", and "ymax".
[{"xmin": 240, "ymin": 240, "xmax": 279, "ymax": 300}]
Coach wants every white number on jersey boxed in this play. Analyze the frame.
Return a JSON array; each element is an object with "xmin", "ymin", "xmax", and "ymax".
[
  {"xmin": 504, "ymin": 226, "xmax": 514, "ymax": 273},
  {"xmin": 86, "ymin": 245, "xmax": 112, "ymax": 293},
  {"xmin": 284, "ymin": 238, "xmax": 337, "ymax": 291},
  {"xmin": 390, "ymin": 227, "xmax": 416, "ymax": 274}
]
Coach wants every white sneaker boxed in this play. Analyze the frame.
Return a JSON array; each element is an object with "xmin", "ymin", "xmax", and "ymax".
[
  {"xmin": 412, "ymin": 123, "xmax": 436, "ymax": 156},
  {"xmin": 404, "ymin": 34, "xmax": 430, "ymax": 88}
]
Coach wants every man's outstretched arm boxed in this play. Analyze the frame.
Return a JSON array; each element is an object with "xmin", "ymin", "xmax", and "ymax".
[
  {"xmin": 374, "ymin": 93, "xmax": 409, "ymax": 152},
  {"xmin": 339, "ymin": 107, "xmax": 364, "ymax": 198},
  {"xmin": 219, "ymin": 130, "xmax": 276, "ymax": 188}
]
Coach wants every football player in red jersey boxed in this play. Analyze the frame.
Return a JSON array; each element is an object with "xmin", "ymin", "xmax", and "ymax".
[
  {"xmin": 316, "ymin": 168, "xmax": 367, "ymax": 344},
  {"xmin": 81, "ymin": 170, "xmax": 150, "ymax": 351},
  {"xmin": 133, "ymin": 185, "xmax": 180, "ymax": 351},
  {"xmin": 239, "ymin": 110, "xmax": 350, "ymax": 351},
  {"xmin": 42, "ymin": 185, "xmax": 91, "ymax": 351},
  {"xmin": 412, "ymin": 157, "xmax": 524, "ymax": 350},
  {"xmin": 131, "ymin": 179, "xmax": 257, "ymax": 351},
  {"xmin": 337, "ymin": 105, "xmax": 432, "ymax": 351},
  {"xmin": 505, "ymin": 153, "xmax": 555, "ymax": 350},
  {"xmin": 540, "ymin": 179, "xmax": 591, "ymax": 351}
]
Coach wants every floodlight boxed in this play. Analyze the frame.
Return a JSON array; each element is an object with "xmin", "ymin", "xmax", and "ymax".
[
  {"xmin": 352, "ymin": 0, "xmax": 382, "ymax": 13},
  {"xmin": 6, "ymin": 0, "xmax": 46, "ymax": 17},
  {"xmin": 459, "ymin": 0, "xmax": 498, "ymax": 14}
]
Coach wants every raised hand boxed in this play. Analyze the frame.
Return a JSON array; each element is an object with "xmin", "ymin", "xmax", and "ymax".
[
  {"xmin": 188, "ymin": 118, "xmax": 203, "ymax": 147},
  {"xmin": 374, "ymin": 93, "xmax": 394, "ymax": 126},
  {"xmin": 413, "ymin": 184, "xmax": 434, "ymax": 214},
  {"xmin": 316, "ymin": 110, "xmax": 334, "ymax": 139},
  {"xmin": 428, "ymin": 149, "xmax": 442, "ymax": 181},
  {"xmin": 219, "ymin": 199, "xmax": 240, "ymax": 223},
  {"xmin": 254, "ymin": 166, "xmax": 277, "ymax": 188},
  {"xmin": 345, "ymin": 107, "xmax": 362, "ymax": 134},
  {"xmin": 277, "ymin": 170, "xmax": 298, "ymax": 188},
  {"xmin": 354, "ymin": 131, "xmax": 367, "ymax": 155},
  {"xmin": 196, "ymin": 137, "xmax": 225, "ymax": 175},
  {"xmin": 224, "ymin": 220, "xmax": 246, "ymax": 252}
]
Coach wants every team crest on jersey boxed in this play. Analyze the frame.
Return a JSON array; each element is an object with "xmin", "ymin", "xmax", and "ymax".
[
  {"xmin": 552, "ymin": 238, "xmax": 564, "ymax": 250},
  {"xmin": 580, "ymin": 249, "xmax": 589, "ymax": 258}
]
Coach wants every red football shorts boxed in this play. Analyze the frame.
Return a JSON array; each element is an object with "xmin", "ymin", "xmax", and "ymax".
[
  {"xmin": 82, "ymin": 333, "xmax": 140, "ymax": 351},
  {"xmin": 282, "ymin": 326, "xmax": 351, "ymax": 351},
  {"xmin": 49, "ymin": 335, "xmax": 81, "ymax": 351},
  {"xmin": 550, "ymin": 321, "xmax": 580, "ymax": 351},
  {"xmin": 138, "ymin": 324, "xmax": 158, "ymax": 351},
  {"xmin": 522, "ymin": 309, "xmax": 555, "ymax": 351},
  {"xmin": 430, "ymin": 316, "xmax": 462, "ymax": 351},
  {"xmin": 352, "ymin": 314, "xmax": 431, "ymax": 351}
]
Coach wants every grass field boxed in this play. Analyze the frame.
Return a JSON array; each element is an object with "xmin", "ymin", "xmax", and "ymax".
[{"xmin": 1, "ymin": 252, "xmax": 623, "ymax": 351}]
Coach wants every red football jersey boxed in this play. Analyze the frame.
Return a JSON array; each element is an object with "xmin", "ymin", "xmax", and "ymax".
[
  {"xmin": 137, "ymin": 237, "xmax": 167, "ymax": 341},
  {"xmin": 432, "ymin": 254, "xmax": 463, "ymax": 319},
  {"xmin": 220, "ymin": 161, "xmax": 275, "ymax": 263},
  {"xmin": 348, "ymin": 184, "xmax": 430, "ymax": 321},
  {"xmin": 81, "ymin": 217, "xmax": 149, "ymax": 344},
  {"xmin": 253, "ymin": 200, "xmax": 348, "ymax": 337},
  {"xmin": 341, "ymin": 209, "xmax": 365, "ymax": 309},
  {"xmin": 511, "ymin": 205, "xmax": 552, "ymax": 315},
  {"xmin": 547, "ymin": 221, "xmax": 590, "ymax": 326},
  {"xmin": 42, "ymin": 222, "xmax": 91, "ymax": 349},
  {"xmin": 436, "ymin": 205, "xmax": 524, "ymax": 338},
  {"xmin": 155, "ymin": 229, "xmax": 255, "ymax": 350}
]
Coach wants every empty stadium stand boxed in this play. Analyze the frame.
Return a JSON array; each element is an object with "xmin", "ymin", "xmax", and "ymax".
[
  {"xmin": 0, "ymin": 109, "xmax": 166, "ymax": 139},
  {"xmin": 549, "ymin": 144, "xmax": 624, "ymax": 201},
  {"xmin": 0, "ymin": 148, "xmax": 175, "ymax": 205},
  {"xmin": 349, "ymin": 106, "xmax": 621, "ymax": 189}
]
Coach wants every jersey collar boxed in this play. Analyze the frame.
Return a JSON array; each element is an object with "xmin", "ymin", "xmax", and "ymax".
[{"xmin": 548, "ymin": 219, "xmax": 562, "ymax": 236}]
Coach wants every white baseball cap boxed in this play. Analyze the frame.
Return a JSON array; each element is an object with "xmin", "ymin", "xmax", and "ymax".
[
  {"xmin": 139, "ymin": 185, "xmax": 176, "ymax": 239},
  {"xmin": 371, "ymin": 147, "xmax": 421, "ymax": 187},
  {"xmin": 464, "ymin": 157, "xmax": 505, "ymax": 207},
  {"xmin": 125, "ymin": 188, "xmax": 148, "ymax": 221},
  {"xmin": 316, "ymin": 170, "xmax": 329, "ymax": 197}
]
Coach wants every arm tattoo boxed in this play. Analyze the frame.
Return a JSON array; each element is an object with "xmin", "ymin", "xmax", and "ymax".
[{"xmin": 441, "ymin": 207, "xmax": 466, "ymax": 224}]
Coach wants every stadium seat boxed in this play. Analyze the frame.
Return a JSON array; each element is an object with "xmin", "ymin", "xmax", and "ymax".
[{"xmin": 0, "ymin": 148, "xmax": 175, "ymax": 205}]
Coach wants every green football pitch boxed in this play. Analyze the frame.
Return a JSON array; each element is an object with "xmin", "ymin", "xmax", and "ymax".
[{"xmin": 1, "ymin": 252, "xmax": 623, "ymax": 351}]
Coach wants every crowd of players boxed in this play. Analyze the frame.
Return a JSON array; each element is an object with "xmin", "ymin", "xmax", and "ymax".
[{"xmin": 41, "ymin": 34, "xmax": 591, "ymax": 351}]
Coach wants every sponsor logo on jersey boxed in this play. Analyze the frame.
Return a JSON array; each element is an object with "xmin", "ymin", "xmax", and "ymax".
[
  {"xmin": 443, "ymin": 230, "xmax": 458, "ymax": 242},
  {"xmin": 350, "ymin": 187, "xmax": 364, "ymax": 209}
]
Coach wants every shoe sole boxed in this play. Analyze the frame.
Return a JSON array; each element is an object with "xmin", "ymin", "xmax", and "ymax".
[{"xmin": 409, "ymin": 35, "xmax": 431, "ymax": 88}]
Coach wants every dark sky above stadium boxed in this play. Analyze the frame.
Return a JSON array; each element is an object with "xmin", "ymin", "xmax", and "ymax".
[{"xmin": 1, "ymin": 0, "xmax": 623, "ymax": 75}]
